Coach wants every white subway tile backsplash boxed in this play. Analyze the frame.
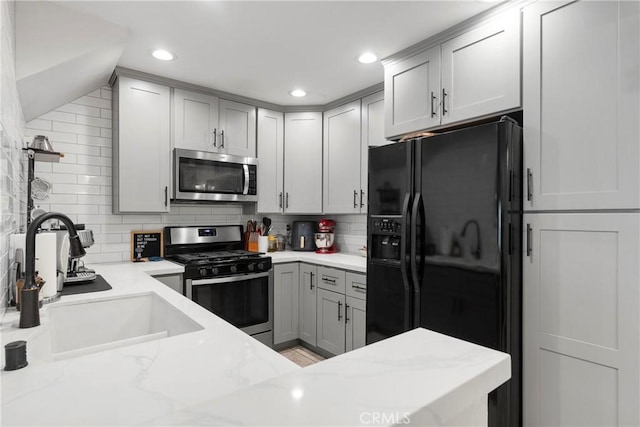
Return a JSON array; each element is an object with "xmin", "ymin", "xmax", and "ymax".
[
  {"xmin": 25, "ymin": 129, "xmax": 78, "ymax": 144},
  {"xmin": 101, "ymin": 242, "xmax": 129, "ymax": 253},
  {"xmin": 73, "ymin": 95, "xmax": 111, "ymax": 109},
  {"xmin": 94, "ymin": 233, "xmax": 124, "ymax": 244},
  {"xmin": 52, "ymin": 183, "xmax": 101, "ymax": 195},
  {"xmin": 76, "ymin": 194, "xmax": 110, "ymax": 205},
  {"xmin": 100, "ymin": 186, "xmax": 112, "ymax": 196},
  {"xmin": 100, "ymin": 147, "xmax": 112, "ymax": 158},
  {"xmin": 100, "ymin": 88, "xmax": 112, "ymax": 100},
  {"xmin": 52, "ymin": 163, "xmax": 101, "ymax": 175},
  {"xmin": 86, "ymin": 89, "xmax": 102, "ymax": 98},
  {"xmin": 53, "ymin": 141, "xmax": 101, "ymax": 156},
  {"xmin": 50, "ymin": 204, "xmax": 99, "ymax": 214},
  {"xmin": 59, "ymin": 153, "xmax": 78, "ymax": 164},
  {"xmin": 77, "ymin": 174, "xmax": 109, "ymax": 185},
  {"xmin": 34, "ymin": 162, "xmax": 52, "ymax": 173},
  {"xmin": 38, "ymin": 110, "xmax": 76, "ymax": 124},
  {"xmin": 100, "ymin": 128, "xmax": 112, "ymax": 138},
  {"xmin": 100, "ymin": 109, "xmax": 112, "ymax": 119},
  {"xmin": 52, "ymin": 121, "xmax": 101, "ymax": 137},
  {"xmin": 102, "ymin": 223, "xmax": 143, "ymax": 234},
  {"xmin": 36, "ymin": 172, "xmax": 77, "ymax": 184},
  {"xmin": 77, "ymin": 154, "xmax": 110, "ymax": 167},
  {"xmin": 76, "ymin": 115, "xmax": 111, "ymax": 129},
  {"xmin": 44, "ymin": 194, "xmax": 78, "ymax": 204},
  {"xmin": 100, "ymin": 166, "xmax": 112, "ymax": 177},
  {"xmin": 76, "ymin": 134, "xmax": 110, "ymax": 147},
  {"xmin": 76, "ymin": 214, "xmax": 122, "ymax": 225},
  {"xmin": 121, "ymin": 214, "xmax": 163, "ymax": 224},
  {"xmin": 56, "ymin": 103, "xmax": 101, "ymax": 118},
  {"xmin": 26, "ymin": 118, "xmax": 52, "ymax": 131},
  {"xmin": 83, "ymin": 252, "xmax": 123, "ymax": 264}
]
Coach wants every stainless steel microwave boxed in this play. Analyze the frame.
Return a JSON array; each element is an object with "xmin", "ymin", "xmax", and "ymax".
[{"xmin": 173, "ymin": 149, "xmax": 258, "ymax": 202}]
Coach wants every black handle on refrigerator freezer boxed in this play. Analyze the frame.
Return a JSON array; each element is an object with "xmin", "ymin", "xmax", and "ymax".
[
  {"xmin": 410, "ymin": 193, "xmax": 425, "ymax": 328},
  {"xmin": 400, "ymin": 192, "xmax": 413, "ymax": 330}
]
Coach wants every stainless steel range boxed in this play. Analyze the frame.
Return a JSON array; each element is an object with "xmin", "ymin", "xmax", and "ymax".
[{"xmin": 164, "ymin": 225, "xmax": 273, "ymax": 347}]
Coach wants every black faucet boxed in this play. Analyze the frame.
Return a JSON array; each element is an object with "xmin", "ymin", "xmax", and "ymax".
[
  {"xmin": 461, "ymin": 219, "xmax": 481, "ymax": 260},
  {"xmin": 19, "ymin": 212, "xmax": 86, "ymax": 329}
]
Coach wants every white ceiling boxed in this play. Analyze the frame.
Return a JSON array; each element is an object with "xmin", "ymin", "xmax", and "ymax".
[{"xmin": 52, "ymin": 1, "xmax": 499, "ymax": 106}]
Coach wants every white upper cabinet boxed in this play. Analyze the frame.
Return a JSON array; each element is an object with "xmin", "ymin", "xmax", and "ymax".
[
  {"xmin": 441, "ymin": 7, "xmax": 521, "ymax": 125},
  {"xmin": 283, "ymin": 112, "xmax": 323, "ymax": 214},
  {"xmin": 172, "ymin": 89, "xmax": 219, "ymax": 152},
  {"xmin": 384, "ymin": 46, "xmax": 441, "ymax": 138},
  {"xmin": 323, "ymin": 100, "xmax": 362, "ymax": 214},
  {"xmin": 172, "ymin": 89, "xmax": 256, "ymax": 157},
  {"xmin": 523, "ymin": 0, "xmax": 639, "ymax": 210},
  {"xmin": 360, "ymin": 91, "xmax": 388, "ymax": 215},
  {"xmin": 256, "ymin": 108, "xmax": 284, "ymax": 213},
  {"xmin": 113, "ymin": 76, "xmax": 171, "ymax": 213},
  {"xmin": 384, "ymin": 6, "xmax": 521, "ymax": 139},
  {"xmin": 218, "ymin": 99, "xmax": 257, "ymax": 158}
]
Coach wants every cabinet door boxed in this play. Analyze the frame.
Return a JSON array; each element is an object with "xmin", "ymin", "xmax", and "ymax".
[
  {"xmin": 440, "ymin": 7, "xmax": 520, "ymax": 125},
  {"xmin": 345, "ymin": 272, "xmax": 366, "ymax": 300},
  {"xmin": 298, "ymin": 264, "xmax": 317, "ymax": 346},
  {"xmin": 114, "ymin": 76, "xmax": 171, "ymax": 213},
  {"xmin": 173, "ymin": 89, "xmax": 219, "ymax": 152},
  {"xmin": 273, "ymin": 263, "xmax": 299, "ymax": 345},
  {"xmin": 523, "ymin": 213, "xmax": 640, "ymax": 427},
  {"xmin": 384, "ymin": 46, "xmax": 440, "ymax": 139},
  {"xmin": 523, "ymin": 0, "xmax": 639, "ymax": 210},
  {"xmin": 283, "ymin": 112, "xmax": 323, "ymax": 213},
  {"xmin": 361, "ymin": 91, "xmax": 388, "ymax": 214},
  {"xmin": 316, "ymin": 288, "xmax": 346, "ymax": 356},
  {"xmin": 257, "ymin": 108, "xmax": 284, "ymax": 213},
  {"xmin": 346, "ymin": 296, "xmax": 366, "ymax": 352},
  {"xmin": 218, "ymin": 99, "xmax": 256, "ymax": 157},
  {"xmin": 323, "ymin": 100, "xmax": 362, "ymax": 214}
]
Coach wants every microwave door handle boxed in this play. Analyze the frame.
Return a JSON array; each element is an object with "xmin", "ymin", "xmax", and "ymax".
[{"xmin": 243, "ymin": 164, "xmax": 250, "ymax": 195}]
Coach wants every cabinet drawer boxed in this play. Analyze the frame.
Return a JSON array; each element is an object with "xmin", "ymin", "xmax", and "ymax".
[
  {"xmin": 345, "ymin": 272, "xmax": 366, "ymax": 300},
  {"xmin": 317, "ymin": 266, "xmax": 346, "ymax": 293}
]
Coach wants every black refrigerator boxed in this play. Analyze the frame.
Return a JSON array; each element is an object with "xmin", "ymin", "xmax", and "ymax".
[{"xmin": 366, "ymin": 117, "xmax": 522, "ymax": 427}]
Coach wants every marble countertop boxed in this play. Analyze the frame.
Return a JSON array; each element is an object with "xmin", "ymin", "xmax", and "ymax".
[
  {"xmin": 268, "ymin": 251, "xmax": 367, "ymax": 273},
  {"xmin": 1, "ymin": 260, "xmax": 509, "ymax": 426}
]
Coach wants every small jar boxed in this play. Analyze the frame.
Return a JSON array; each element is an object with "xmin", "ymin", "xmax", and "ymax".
[
  {"xmin": 276, "ymin": 234, "xmax": 286, "ymax": 251},
  {"xmin": 267, "ymin": 234, "xmax": 278, "ymax": 252}
]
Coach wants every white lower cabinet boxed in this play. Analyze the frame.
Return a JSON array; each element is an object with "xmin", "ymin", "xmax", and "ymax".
[
  {"xmin": 345, "ymin": 296, "xmax": 366, "ymax": 352},
  {"xmin": 523, "ymin": 213, "xmax": 640, "ymax": 427},
  {"xmin": 151, "ymin": 273, "xmax": 183, "ymax": 294},
  {"xmin": 316, "ymin": 288, "xmax": 346, "ymax": 355},
  {"xmin": 274, "ymin": 263, "xmax": 299, "ymax": 345},
  {"xmin": 298, "ymin": 264, "xmax": 317, "ymax": 346}
]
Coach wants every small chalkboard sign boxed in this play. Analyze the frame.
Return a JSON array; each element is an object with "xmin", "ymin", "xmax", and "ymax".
[{"xmin": 130, "ymin": 230, "xmax": 163, "ymax": 262}]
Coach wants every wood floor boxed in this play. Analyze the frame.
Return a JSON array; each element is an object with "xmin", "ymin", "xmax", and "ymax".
[{"xmin": 279, "ymin": 345, "xmax": 325, "ymax": 367}]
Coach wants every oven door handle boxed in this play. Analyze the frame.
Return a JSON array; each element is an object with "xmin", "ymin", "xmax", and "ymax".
[{"xmin": 191, "ymin": 271, "xmax": 270, "ymax": 286}]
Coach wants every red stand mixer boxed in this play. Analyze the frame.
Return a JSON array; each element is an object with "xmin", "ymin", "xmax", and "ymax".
[{"xmin": 315, "ymin": 219, "xmax": 337, "ymax": 254}]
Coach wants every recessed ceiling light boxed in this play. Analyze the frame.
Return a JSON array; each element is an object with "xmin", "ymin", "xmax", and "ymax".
[
  {"xmin": 290, "ymin": 89, "xmax": 307, "ymax": 97},
  {"xmin": 152, "ymin": 49, "xmax": 175, "ymax": 61},
  {"xmin": 357, "ymin": 52, "xmax": 378, "ymax": 64}
]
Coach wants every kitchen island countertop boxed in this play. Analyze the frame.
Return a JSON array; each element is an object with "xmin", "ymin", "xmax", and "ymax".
[{"xmin": 1, "ymin": 260, "xmax": 509, "ymax": 426}]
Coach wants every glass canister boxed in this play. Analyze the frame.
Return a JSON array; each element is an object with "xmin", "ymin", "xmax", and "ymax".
[
  {"xmin": 276, "ymin": 234, "xmax": 286, "ymax": 251},
  {"xmin": 267, "ymin": 234, "xmax": 278, "ymax": 252}
]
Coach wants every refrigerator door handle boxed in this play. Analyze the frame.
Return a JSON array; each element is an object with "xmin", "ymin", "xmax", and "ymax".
[
  {"xmin": 410, "ymin": 192, "xmax": 425, "ymax": 327},
  {"xmin": 400, "ymin": 192, "xmax": 413, "ymax": 329}
]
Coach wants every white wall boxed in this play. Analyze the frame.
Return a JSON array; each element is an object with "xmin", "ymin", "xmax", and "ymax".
[
  {"xmin": 1, "ymin": 0, "xmax": 27, "ymax": 314},
  {"xmin": 23, "ymin": 87, "xmax": 367, "ymax": 264}
]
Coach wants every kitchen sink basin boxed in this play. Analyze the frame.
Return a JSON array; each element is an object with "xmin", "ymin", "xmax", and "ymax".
[{"xmin": 27, "ymin": 292, "xmax": 203, "ymax": 361}]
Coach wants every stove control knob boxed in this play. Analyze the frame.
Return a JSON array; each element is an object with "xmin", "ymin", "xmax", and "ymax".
[
  {"xmin": 199, "ymin": 268, "xmax": 208, "ymax": 277},
  {"xmin": 257, "ymin": 262, "xmax": 265, "ymax": 271},
  {"xmin": 211, "ymin": 267, "xmax": 219, "ymax": 275},
  {"xmin": 247, "ymin": 264, "xmax": 255, "ymax": 272},
  {"xmin": 230, "ymin": 265, "xmax": 238, "ymax": 274}
]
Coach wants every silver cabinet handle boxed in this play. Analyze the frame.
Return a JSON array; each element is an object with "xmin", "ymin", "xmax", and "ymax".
[
  {"xmin": 442, "ymin": 88, "xmax": 448, "ymax": 115},
  {"xmin": 285, "ymin": 192, "xmax": 289, "ymax": 209},
  {"xmin": 279, "ymin": 192, "xmax": 283, "ymax": 209},
  {"xmin": 164, "ymin": 186, "xmax": 168, "ymax": 207},
  {"xmin": 338, "ymin": 301, "xmax": 342, "ymax": 321},
  {"xmin": 527, "ymin": 168, "xmax": 533, "ymax": 201},
  {"xmin": 526, "ymin": 223, "xmax": 532, "ymax": 257},
  {"xmin": 310, "ymin": 272, "xmax": 314, "ymax": 290},
  {"xmin": 220, "ymin": 130, "xmax": 225, "ymax": 149},
  {"xmin": 345, "ymin": 303, "xmax": 350, "ymax": 324},
  {"xmin": 353, "ymin": 190, "xmax": 358, "ymax": 208},
  {"xmin": 430, "ymin": 91, "xmax": 436, "ymax": 117},
  {"xmin": 352, "ymin": 284, "xmax": 366, "ymax": 291},
  {"xmin": 213, "ymin": 128, "xmax": 217, "ymax": 147},
  {"xmin": 322, "ymin": 277, "xmax": 336, "ymax": 284},
  {"xmin": 360, "ymin": 189, "xmax": 365, "ymax": 208}
]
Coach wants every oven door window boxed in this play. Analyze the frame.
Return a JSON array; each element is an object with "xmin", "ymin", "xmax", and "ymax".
[
  {"xmin": 179, "ymin": 157, "xmax": 244, "ymax": 194},
  {"xmin": 192, "ymin": 276, "xmax": 269, "ymax": 328}
]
